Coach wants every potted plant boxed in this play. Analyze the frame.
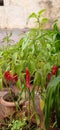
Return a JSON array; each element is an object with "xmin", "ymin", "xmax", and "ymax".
[
  {"xmin": 0, "ymin": 9, "xmax": 60, "ymax": 130},
  {"xmin": 0, "ymin": 70, "xmax": 26, "ymax": 121}
]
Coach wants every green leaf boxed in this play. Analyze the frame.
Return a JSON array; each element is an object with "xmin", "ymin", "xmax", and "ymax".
[
  {"xmin": 34, "ymin": 71, "xmax": 41, "ymax": 86},
  {"xmin": 44, "ymin": 76, "xmax": 60, "ymax": 130},
  {"xmin": 28, "ymin": 12, "xmax": 37, "ymax": 19},
  {"xmin": 12, "ymin": 52, "xmax": 18, "ymax": 64},
  {"xmin": 35, "ymin": 113, "xmax": 40, "ymax": 126},
  {"xmin": 55, "ymin": 87, "xmax": 60, "ymax": 127},
  {"xmin": 0, "ymin": 78, "xmax": 2, "ymax": 89},
  {"xmin": 28, "ymin": 60, "xmax": 36, "ymax": 75},
  {"xmin": 14, "ymin": 64, "xmax": 22, "ymax": 75},
  {"xmin": 53, "ymin": 19, "xmax": 58, "ymax": 31},
  {"xmin": 48, "ymin": 76, "xmax": 60, "ymax": 88},
  {"xmin": 16, "ymin": 79, "xmax": 21, "ymax": 89},
  {"xmin": 26, "ymin": 12, "xmax": 37, "ymax": 24},
  {"xmin": 42, "ymin": 18, "xmax": 48, "ymax": 23},
  {"xmin": 38, "ymin": 9, "xmax": 46, "ymax": 16},
  {"xmin": 9, "ymin": 32, "xmax": 12, "ymax": 37}
]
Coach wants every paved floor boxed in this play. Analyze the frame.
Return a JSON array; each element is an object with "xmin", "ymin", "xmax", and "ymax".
[{"xmin": 0, "ymin": 28, "xmax": 29, "ymax": 46}]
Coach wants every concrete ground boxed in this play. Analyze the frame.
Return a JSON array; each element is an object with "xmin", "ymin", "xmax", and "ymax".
[{"xmin": 0, "ymin": 28, "xmax": 29, "ymax": 46}]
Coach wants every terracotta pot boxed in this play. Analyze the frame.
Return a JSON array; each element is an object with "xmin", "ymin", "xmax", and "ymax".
[
  {"xmin": 0, "ymin": 93, "xmax": 24, "ymax": 120},
  {"xmin": 0, "ymin": 91, "xmax": 8, "ymax": 121},
  {"xmin": 0, "ymin": 91, "xmax": 8, "ymax": 98},
  {"xmin": 0, "ymin": 93, "xmax": 16, "ymax": 120}
]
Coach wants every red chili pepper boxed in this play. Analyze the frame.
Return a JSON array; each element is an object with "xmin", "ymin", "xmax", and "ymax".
[
  {"xmin": 26, "ymin": 68, "xmax": 31, "ymax": 89},
  {"xmin": 13, "ymin": 73, "xmax": 18, "ymax": 82},
  {"xmin": 52, "ymin": 66, "xmax": 58, "ymax": 75},
  {"xmin": 47, "ymin": 73, "xmax": 52, "ymax": 81},
  {"xmin": 4, "ymin": 71, "xmax": 13, "ymax": 81}
]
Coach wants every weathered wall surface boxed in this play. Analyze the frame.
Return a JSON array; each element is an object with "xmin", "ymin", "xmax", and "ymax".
[{"xmin": 0, "ymin": 0, "xmax": 60, "ymax": 28}]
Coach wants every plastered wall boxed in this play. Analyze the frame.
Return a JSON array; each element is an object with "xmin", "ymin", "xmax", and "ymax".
[{"xmin": 0, "ymin": 0, "xmax": 60, "ymax": 28}]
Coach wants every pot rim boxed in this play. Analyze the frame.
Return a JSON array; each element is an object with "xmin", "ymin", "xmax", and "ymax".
[{"xmin": 0, "ymin": 93, "xmax": 16, "ymax": 107}]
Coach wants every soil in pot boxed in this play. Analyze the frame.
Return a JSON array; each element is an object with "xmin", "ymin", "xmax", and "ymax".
[{"xmin": 3, "ymin": 92, "xmax": 18, "ymax": 102}]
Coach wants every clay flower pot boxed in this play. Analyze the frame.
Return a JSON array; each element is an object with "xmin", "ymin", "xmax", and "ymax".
[
  {"xmin": 0, "ymin": 92, "xmax": 16, "ymax": 120},
  {"xmin": 0, "ymin": 91, "xmax": 8, "ymax": 121},
  {"xmin": 0, "ymin": 88, "xmax": 25, "ymax": 121}
]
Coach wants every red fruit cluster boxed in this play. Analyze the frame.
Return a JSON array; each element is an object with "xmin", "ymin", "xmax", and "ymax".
[
  {"xmin": 47, "ymin": 65, "xmax": 58, "ymax": 81},
  {"xmin": 47, "ymin": 73, "xmax": 52, "ymax": 81},
  {"xmin": 4, "ymin": 71, "xmax": 13, "ymax": 81},
  {"xmin": 4, "ymin": 71, "xmax": 18, "ymax": 82},
  {"xmin": 26, "ymin": 68, "xmax": 31, "ymax": 89},
  {"xmin": 52, "ymin": 66, "xmax": 58, "ymax": 75}
]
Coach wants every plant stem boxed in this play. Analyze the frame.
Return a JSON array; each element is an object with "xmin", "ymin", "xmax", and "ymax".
[
  {"xmin": 28, "ymin": 89, "xmax": 30, "ymax": 130},
  {"xmin": 32, "ymin": 90, "xmax": 40, "ymax": 126}
]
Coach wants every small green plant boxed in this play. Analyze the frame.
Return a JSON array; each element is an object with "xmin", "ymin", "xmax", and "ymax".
[
  {"xmin": 2, "ymin": 32, "xmax": 14, "ymax": 46},
  {"xmin": 27, "ymin": 9, "xmax": 48, "ymax": 28},
  {"xmin": 8, "ymin": 119, "xmax": 27, "ymax": 130}
]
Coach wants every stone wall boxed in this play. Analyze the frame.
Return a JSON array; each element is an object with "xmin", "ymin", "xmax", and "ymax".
[{"xmin": 0, "ymin": 0, "xmax": 60, "ymax": 28}]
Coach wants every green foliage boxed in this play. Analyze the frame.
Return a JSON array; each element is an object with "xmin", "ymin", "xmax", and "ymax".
[
  {"xmin": 27, "ymin": 9, "xmax": 48, "ymax": 28},
  {"xmin": 2, "ymin": 32, "xmax": 14, "ymax": 46},
  {"xmin": 0, "ymin": 9, "xmax": 60, "ymax": 92},
  {"xmin": 44, "ymin": 76, "xmax": 60, "ymax": 130},
  {"xmin": 0, "ymin": 78, "xmax": 2, "ymax": 89},
  {"xmin": 8, "ymin": 119, "xmax": 27, "ymax": 130},
  {"xmin": 0, "ymin": 9, "xmax": 60, "ymax": 129}
]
